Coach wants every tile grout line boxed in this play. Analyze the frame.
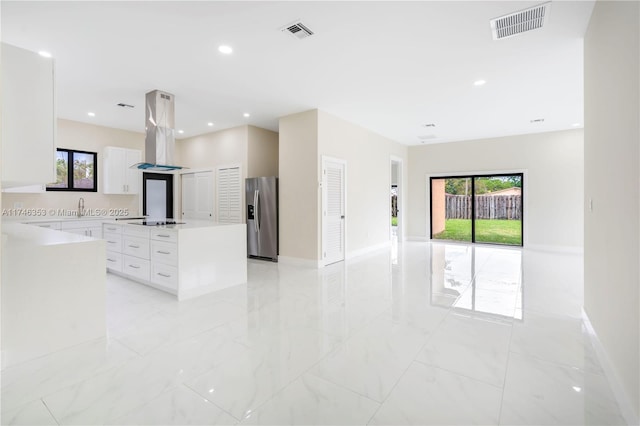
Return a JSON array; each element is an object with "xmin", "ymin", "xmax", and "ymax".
[
  {"xmin": 497, "ymin": 311, "xmax": 516, "ymax": 425},
  {"xmin": 181, "ymin": 382, "xmax": 242, "ymax": 423},
  {"xmin": 40, "ymin": 398, "xmax": 61, "ymax": 426}
]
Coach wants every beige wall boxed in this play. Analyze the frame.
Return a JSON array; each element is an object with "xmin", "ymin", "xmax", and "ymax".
[
  {"xmin": 584, "ymin": 0, "xmax": 639, "ymax": 420},
  {"xmin": 278, "ymin": 110, "xmax": 319, "ymax": 261},
  {"xmin": 317, "ymin": 110, "xmax": 408, "ymax": 256},
  {"xmin": 407, "ymin": 129, "xmax": 584, "ymax": 249},
  {"xmin": 247, "ymin": 126, "xmax": 278, "ymax": 178},
  {"xmin": 176, "ymin": 124, "xmax": 279, "ymax": 221},
  {"xmin": 2, "ymin": 119, "xmax": 143, "ymax": 216},
  {"xmin": 176, "ymin": 125, "xmax": 248, "ymax": 171}
]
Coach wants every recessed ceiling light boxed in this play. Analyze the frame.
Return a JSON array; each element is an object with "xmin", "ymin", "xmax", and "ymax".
[
  {"xmin": 473, "ymin": 80, "xmax": 486, "ymax": 86},
  {"xmin": 243, "ymin": 113, "xmax": 251, "ymax": 118},
  {"xmin": 38, "ymin": 51, "xmax": 52, "ymax": 58},
  {"xmin": 178, "ymin": 130, "xmax": 184, "ymax": 134},
  {"xmin": 87, "ymin": 112, "xmax": 95, "ymax": 117},
  {"xmin": 572, "ymin": 123, "xmax": 581, "ymax": 127},
  {"xmin": 207, "ymin": 122, "xmax": 214, "ymax": 127},
  {"xmin": 218, "ymin": 45, "xmax": 233, "ymax": 55}
]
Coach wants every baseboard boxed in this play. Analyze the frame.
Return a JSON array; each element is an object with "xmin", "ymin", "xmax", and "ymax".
[
  {"xmin": 277, "ymin": 256, "xmax": 322, "ymax": 269},
  {"xmin": 525, "ymin": 244, "xmax": 584, "ymax": 254},
  {"xmin": 345, "ymin": 241, "xmax": 391, "ymax": 260},
  {"xmin": 582, "ymin": 308, "xmax": 639, "ymax": 426},
  {"xmin": 407, "ymin": 235, "xmax": 428, "ymax": 242}
]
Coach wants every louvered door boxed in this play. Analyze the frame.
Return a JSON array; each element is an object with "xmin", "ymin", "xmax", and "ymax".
[
  {"xmin": 322, "ymin": 157, "xmax": 346, "ymax": 265},
  {"xmin": 216, "ymin": 166, "xmax": 241, "ymax": 223}
]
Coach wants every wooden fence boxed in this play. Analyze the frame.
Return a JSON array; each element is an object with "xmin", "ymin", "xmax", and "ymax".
[{"xmin": 445, "ymin": 194, "xmax": 521, "ymax": 220}]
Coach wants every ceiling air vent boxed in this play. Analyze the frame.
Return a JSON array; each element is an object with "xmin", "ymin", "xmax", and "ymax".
[
  {"xmin": 282, "ymin": 21, "xmax": 314, "ymax": 40},
  {"xmin": 490, "ymin": 2, "xmax": 551, "ymax": 40}
]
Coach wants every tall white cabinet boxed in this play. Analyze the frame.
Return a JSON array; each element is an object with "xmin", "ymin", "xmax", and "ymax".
[
  {"xmin": 103, "ymin": 146, "xmax": 142, "ymax": 194},
  {"xmin": 1, "ymin": 43, "xmax": 56, "ymax": 188}
]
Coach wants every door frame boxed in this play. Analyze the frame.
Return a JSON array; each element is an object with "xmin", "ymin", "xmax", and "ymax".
[
  {"xmin": 426, "ymin": 169, "xmax": 528, "ymax": 246},
  {"xmin": 390, "ymin": 156, "xmax": 403, "ymax": 242},
  {"xmin": 321, "ymin": 155, "xmax": 347, "ymax": 267},
  {"xmin": 142, "ymin": 172, "xmax": 174, "ymax": 219}
]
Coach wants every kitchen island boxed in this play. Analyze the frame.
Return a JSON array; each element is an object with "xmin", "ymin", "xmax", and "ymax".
[{"xmin": 104, "ymin": 219, "xmax": 247, "ymax": 301}]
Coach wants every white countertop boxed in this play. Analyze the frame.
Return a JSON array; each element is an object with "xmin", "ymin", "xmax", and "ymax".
[
  {"xmin": 2, "ymin": 216, "xmax": 123, "ymax": 224},
  {"xmin": 120, "ymin": 219, "xmax": 245, "ymax": 231},
  {"xmin": 2, "ymin": 222, "xmax": 98, "ymax": 246}
]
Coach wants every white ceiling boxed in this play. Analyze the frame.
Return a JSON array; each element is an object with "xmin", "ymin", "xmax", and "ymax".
[{"xmin": 1, "ymin": 1, "xmax": 594, "ymax": 145}]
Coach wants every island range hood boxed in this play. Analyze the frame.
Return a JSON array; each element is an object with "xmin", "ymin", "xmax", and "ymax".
[{"xmin": 131, "ymin": 89, "xmax": 185, "ymax": 171}]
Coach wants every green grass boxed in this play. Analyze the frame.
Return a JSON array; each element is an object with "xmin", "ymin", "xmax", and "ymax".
[
  {"xmin": 391, "ymin": 216, "xmax": 398, "ymax": 226},
  {"xmin": 433, "ymin": 219, "xmax": 521, "ymax": 245}
]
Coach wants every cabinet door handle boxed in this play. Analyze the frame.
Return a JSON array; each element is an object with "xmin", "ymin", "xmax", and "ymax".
[
  {"xmin": 107, "ymin": 241, "xmax": 117, "ymax": 244},
  {"xmin": 107, "ymin": 258, "xmax": 116, "ymax": 262},
  {"xmin": 157, "ymin": 250, "xmax": 171, "ymax": 254},
  {"xmin": 128, "ymin": 244, "xmax": 140, "ymax": 248},
  {"xmin": 40, "ymin": 225, "xmax": 51, "ymax": 228},
  {"xmin": 106, "ymin": 227, "xmax": 116, "ymax": 231},
  {"xmin": 128, "ymin": 264, "xmax": 140, "ymax": 269},
  {"xmin": 157, "ymin": 272, "xmax": 171, "ymax": 278},
  {"xmin": 157, "ymin": 234, "xmax": 171, "ymax": 238}
]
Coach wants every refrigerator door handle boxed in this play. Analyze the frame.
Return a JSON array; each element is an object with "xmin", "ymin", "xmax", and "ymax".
[
  {"xmin": 254, "ymin": 190, "xmax": 258, "ymax": 232},
  {"xmin": 256, "ymin": 189, "xmax": 260, "ymax": 231}
]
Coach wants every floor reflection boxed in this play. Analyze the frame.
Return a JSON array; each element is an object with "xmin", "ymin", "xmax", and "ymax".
[{"xmin": 430, "ymin": 242, "xmax": 523, "ymax": 320}]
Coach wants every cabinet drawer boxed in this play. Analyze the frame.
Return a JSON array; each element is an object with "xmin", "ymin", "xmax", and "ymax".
[
  {"xmin": 104, "ymin": 232, "xmax": 122, "ymax": 252},
  {"xmin": 151, "ymin": 263, "xmax": 178, "ymax": 291},
  {"xmin": 103, "ymin": 223, "xmax": 122, "ymax": 234},
  {"xmin": 123, "ymin": 255, "xmax": 150, "ymax": 281},
  {"xmin": 150, "ymin": 229, "xmax": 177, "ymax": 243},
  {"xmin": 123, "ymin": 225, "xmax": 150, "ymax": 238},
  {"xmin": 29, "ymin": 221, "xmax": 61, "ymax": 230},
  {"xmin": 105, "ymin": 251, "xmax": 123, "ymax": 272},
  {"xmin": 150, "ymin": 240, "xmax": 178, "ymax": 266},
  {"xmin": 122, "ymin": 236, "xmax": 150, "ymax": 259}
]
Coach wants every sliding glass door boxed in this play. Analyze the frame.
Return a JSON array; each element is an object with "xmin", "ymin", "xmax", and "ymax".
[{"xmin": 430, "ymin": 173, "xmax": 523, "ymax": 246}]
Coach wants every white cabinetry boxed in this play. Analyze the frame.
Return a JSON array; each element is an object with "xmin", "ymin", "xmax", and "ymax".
[
  {"xmin": 103, "ymin": 147, "xmax": 142, "ymax": 194},
  {"xmin": 103, "ymin": 223, "xmax": 123, "ymax": 272},
  {"xmin": 28, "ymin": 221, "xmax": 61, "ymax": 230},
  {"xmin": 104, "ymin": 223, "xmax": 179, "ymax": 294},
  {"xmin": 1, "ymin": 43, "xmax": 56, "ymax": 188},
  {"xmin": 2, "ymin": 184, "xmax": 46, "ymax": 194},
  {"xmin": 149, "ymin": 229, "xmax": 178, "ymax": 292},
  {"xmin": 60, "ymin": 220, "xmax": 103, "ymax": 238}
]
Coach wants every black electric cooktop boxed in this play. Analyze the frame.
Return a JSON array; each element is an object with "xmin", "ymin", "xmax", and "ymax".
[{"xmin": 133, "ymin": 220, "xmax": 185, "ymax": 226}]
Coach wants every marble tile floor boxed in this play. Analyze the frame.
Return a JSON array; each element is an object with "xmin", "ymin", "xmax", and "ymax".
[{"xmin": 0, "ymin": 241, "xmax": 627, "ymax": 425}]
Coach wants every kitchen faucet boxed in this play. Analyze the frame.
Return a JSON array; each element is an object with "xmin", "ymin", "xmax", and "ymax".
[{"xmin": 78, "ymin": 197, "xmax": 85, "ymax": 218}]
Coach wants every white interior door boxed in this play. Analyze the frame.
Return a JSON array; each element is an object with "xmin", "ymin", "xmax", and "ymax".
[
  {"xmin": 182, "ymin": 171, "xmax": 213, "ymax": 220},
  {"xmin": 322, "ymin": 157, "xmax": 346, "ymax": 266}
]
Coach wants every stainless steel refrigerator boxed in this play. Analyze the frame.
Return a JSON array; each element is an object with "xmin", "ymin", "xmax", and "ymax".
[{"xmin": 246, "ymin": 177, "xmax": 278, "ymax": 261}]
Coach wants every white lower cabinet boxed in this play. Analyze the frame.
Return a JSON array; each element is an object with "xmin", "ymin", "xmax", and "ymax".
[
  {"xmin": 123, "ymin": 255, "xmax": 151, "ymax": 281},
  {"xmin": 151, "ymin": 263, "xmax": 178, "ymax": 291},
  {"xmin": 105, "ymin": 223, "xmax": 178, "ymax": 295},
  {"xmin": 122, "ymin": 235, "xmax": 150, "ymax": 259},
  {"xmin": 61, "ymin": 220, "xmax": 104, "ymax": 238},
  {"xmin": 105, "ymin": 251, "xmax": 123, "ymax": 272},
  {"xmin": 104, "ymin": 232, "xmax": 123, "ymax": 252}
]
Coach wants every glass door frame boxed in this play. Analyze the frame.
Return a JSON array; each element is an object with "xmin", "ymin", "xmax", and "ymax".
[{"xmin": 429, "ymin": 172, "xmax": 524, "ymax": 247}]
